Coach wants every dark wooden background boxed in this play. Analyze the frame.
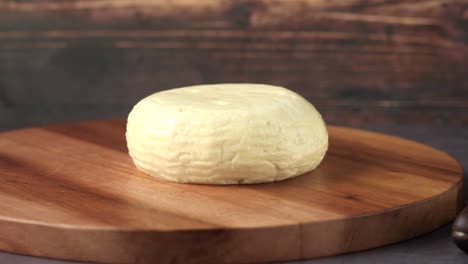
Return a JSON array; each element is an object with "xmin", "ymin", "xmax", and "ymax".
[{"xmin": 1, "ymin": 0, "xmax": 468, "ymax": 130}]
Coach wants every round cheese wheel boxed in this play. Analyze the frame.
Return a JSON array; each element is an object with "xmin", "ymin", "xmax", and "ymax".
[{"xmin": 126, "ymin": 84, "xmax": 328, "ymax": 184}]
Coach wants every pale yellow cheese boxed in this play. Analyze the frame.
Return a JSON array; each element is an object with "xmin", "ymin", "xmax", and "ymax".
[{"xmin": 126, "ymin": 84, "xmax": 328, "ymax": 184}]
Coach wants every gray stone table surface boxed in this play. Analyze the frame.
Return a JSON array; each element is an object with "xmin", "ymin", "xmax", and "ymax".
[{"xmin": 0, "ymin": 122, "xmax": 467, "ymax": 264}]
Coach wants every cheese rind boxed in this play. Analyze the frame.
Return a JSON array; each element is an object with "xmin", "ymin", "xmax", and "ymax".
[{"xmin": 126, "ymin": 84, "xmax": 328, "ymax": 184}]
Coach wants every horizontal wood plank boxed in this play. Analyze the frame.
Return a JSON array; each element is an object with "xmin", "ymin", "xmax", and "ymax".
[{"xmin": 0, "ymin": 0, "xmax": 467, "ymax": 125}]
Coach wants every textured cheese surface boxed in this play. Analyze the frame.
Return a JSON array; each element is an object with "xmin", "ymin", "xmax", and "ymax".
[{"xmin": 126, "ymin": 84, "xmax": 328, "ymax": 184}]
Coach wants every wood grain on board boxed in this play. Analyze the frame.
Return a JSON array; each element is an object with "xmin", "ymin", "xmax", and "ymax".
[
  {"xmin": 0, "ymin": 0, "xmax": 468, "ymax": 127},
  {"xmin": 0, "ymin": 119, "xmax": 463, "ymax": 263}
]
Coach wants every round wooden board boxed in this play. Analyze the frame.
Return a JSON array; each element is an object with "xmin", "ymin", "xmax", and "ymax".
[{"xmin": 0, "ymin": 119, "xmax": 463, "ymax": 264}]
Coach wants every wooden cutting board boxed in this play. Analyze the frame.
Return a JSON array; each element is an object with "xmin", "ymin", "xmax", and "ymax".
[{"xmin": 0, "ymin": 119, "xmax": 462, "ymax": 264}]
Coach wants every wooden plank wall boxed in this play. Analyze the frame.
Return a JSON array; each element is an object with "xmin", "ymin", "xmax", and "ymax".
[{"xmin": 1, "ymin": 0, "xmax": 468, "ymax": 128}]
